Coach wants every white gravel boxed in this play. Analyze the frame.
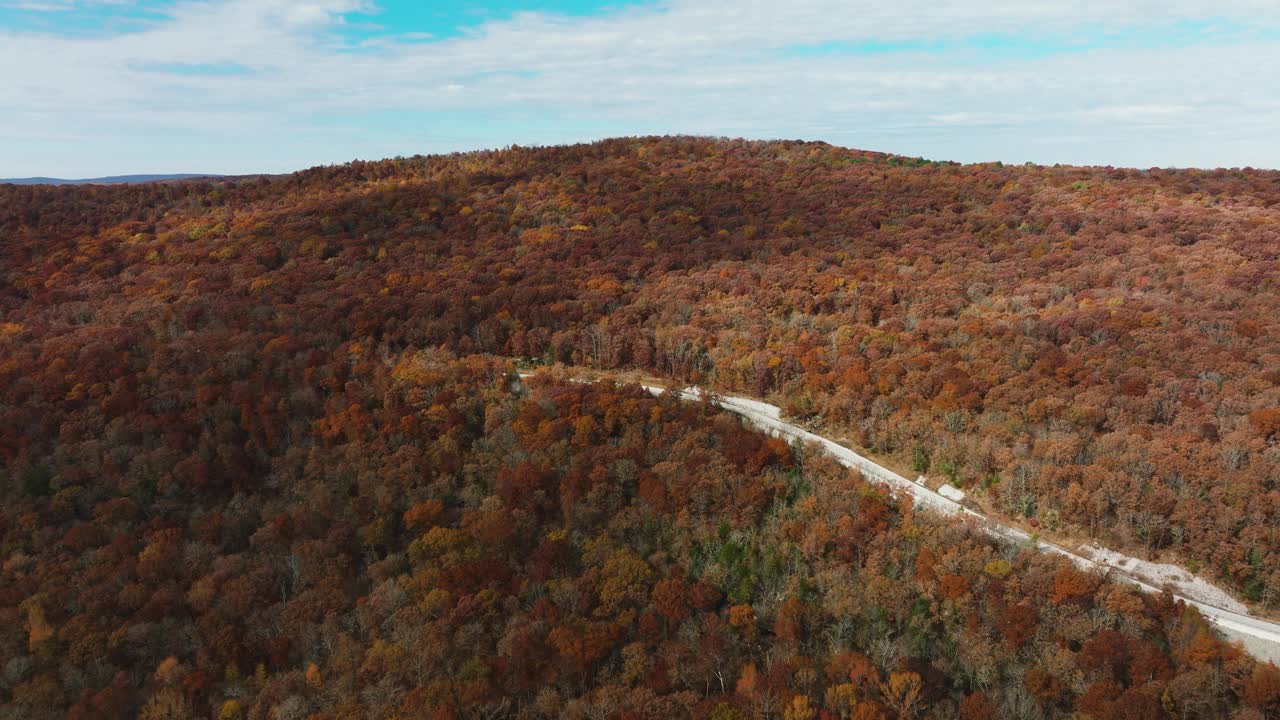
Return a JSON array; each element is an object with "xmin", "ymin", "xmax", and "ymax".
[{"xmin": 1081, "ymin": 545, "xmax": 1249, "ymax": 614}]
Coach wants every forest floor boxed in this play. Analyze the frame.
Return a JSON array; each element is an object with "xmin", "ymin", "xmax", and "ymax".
[{"xmin": 517, "ymin": 363, "xmax": 1280, "ymax": 663}]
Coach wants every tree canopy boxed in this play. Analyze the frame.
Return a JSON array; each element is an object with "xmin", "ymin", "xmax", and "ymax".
[{"xmin": 2, "ymin": 136, "xmax": 1278, "ymax": 718}]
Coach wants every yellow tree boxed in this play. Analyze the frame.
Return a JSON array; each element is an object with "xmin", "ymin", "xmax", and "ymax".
[
  {"xmin": 139, "ymin": 688, "xmax": 190, "ymax": 720},
  {"xmin": 879, "ymin": 671, "xmax": 923, "ymax": 719},
  {"xmin": 783, "ymin": 695, "xmax": 815, "ymax": 720}
]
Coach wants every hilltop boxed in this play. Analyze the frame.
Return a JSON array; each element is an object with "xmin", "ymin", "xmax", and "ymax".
[
  {"xmin": 2, "ymin": 137, "xmax": 1279, "ymax": 719},
  {"xmin": 1, "ymin": 173, "xmax": 226, "ymax": 186}
]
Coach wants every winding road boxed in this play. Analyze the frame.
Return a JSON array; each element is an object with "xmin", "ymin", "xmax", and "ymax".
[{"xmin": 521, "ymin": 372, "xmax": 1280, "ymax": 663}]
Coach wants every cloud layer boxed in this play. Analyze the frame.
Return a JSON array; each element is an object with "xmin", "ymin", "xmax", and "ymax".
[{"xmin": 3, "ymin": 0, "xmax": 1279, "ymax": 175}]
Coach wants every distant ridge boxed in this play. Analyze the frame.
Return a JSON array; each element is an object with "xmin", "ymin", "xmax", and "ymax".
[{"xmin": 1, "ymin": 173, "xmax": 223, "ymax": 186}]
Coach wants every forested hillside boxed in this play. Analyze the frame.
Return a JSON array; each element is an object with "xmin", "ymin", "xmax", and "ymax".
[
  {"xmin": 2, "ymin": 137, "xmax": 1279, "ymax": 718},
  {"xmin": 3, "ymin": 358, "xmax": 1277, "ymax": 719}
]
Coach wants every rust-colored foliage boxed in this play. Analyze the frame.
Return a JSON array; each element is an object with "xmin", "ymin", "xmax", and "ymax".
[{"xmin": 1, "ymin": 138, "xmax": 1275, "ymax": 719}]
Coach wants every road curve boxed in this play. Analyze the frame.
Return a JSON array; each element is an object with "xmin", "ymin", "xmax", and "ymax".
[
  {"xmin": 519, "ymin": 372, "xmax": 1280, "ymax": 663},
  {"xmin": 699, "ymin": 390, "xmax": 1280, "ymax": 663}
]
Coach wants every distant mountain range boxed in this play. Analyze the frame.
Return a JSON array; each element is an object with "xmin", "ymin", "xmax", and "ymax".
[{"xmin": 1, "ymin": 173, "xmax": 223, "ymax": 185}]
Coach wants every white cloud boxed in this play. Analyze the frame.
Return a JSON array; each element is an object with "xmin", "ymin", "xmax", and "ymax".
[
  {"xmin": 2, "ymin": 0, "xmax": 1279, "ymax": 175},
  {"xmin": 1079, "ymin": 105, "xmax": 1191, "ymax": 121}
]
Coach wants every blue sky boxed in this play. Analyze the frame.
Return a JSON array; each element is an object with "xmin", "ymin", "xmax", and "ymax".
[
  {"xmin": 2, "ymin": 1, "xmax": 1279, "ymax": 176},
  {"xmin": 0, "ymin": 1, "xmax": 627, "ymax": 37}
]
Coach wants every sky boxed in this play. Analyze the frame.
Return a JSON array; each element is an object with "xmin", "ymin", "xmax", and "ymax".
[{"xmin": 2, "ymin": 1, "xmax": 1279, "ymax": 177}]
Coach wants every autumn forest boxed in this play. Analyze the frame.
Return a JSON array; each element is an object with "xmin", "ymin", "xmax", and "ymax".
[{"xmin": 2, "ymin": 137, "xmax": 1279, "ymax": 719}]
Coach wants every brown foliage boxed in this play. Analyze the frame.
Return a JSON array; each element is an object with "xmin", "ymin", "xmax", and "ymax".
[{"xmin": 1, "ymin": 139, "xmax": 1274, "ymax": 719}]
